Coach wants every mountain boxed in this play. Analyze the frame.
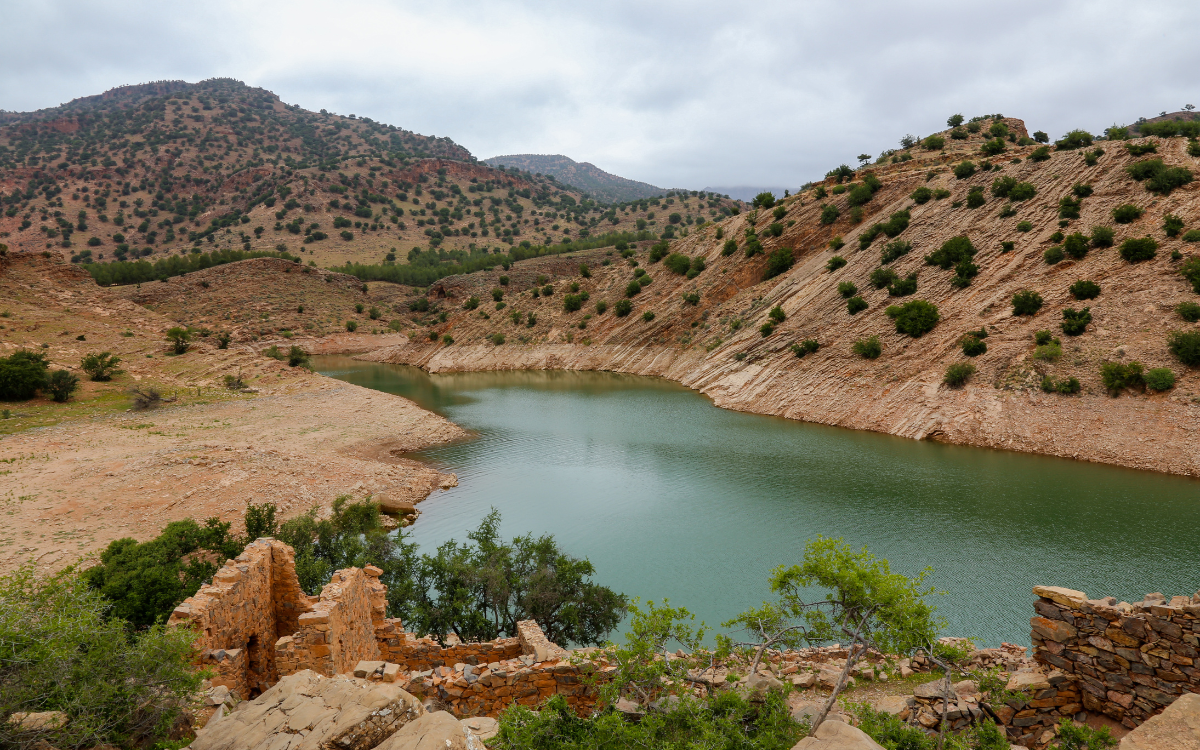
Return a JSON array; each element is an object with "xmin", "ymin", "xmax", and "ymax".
[
  {"xmin": 483, "ymin": 154, "xmax": 664, "ymax": 203},
  {"xmin": 702, "ymin": 185, "xmax": 792, "ymax": 202}
]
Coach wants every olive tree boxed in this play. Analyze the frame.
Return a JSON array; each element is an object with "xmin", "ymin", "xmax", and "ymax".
[{"xmin": 723, "ymin": 537, "xmax": 942, "ymax": 732}]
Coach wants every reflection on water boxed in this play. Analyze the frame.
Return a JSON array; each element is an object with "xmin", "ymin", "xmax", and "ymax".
[{"xmin": 315, "ymin": 356, "xmax": 1200, "ymax": 645}]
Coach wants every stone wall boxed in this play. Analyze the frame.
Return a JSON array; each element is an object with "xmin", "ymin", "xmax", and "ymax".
[
  {"xmin": 1031, "ymin": 585, "xmax": 1200, "ymax": 729},
  {"xmin": 274, "ymin": 565, "xmax": 387, "ymax": 677},
  {"xmin": 168, "ymin": 539, "xmax": 315, "ymax": 697},
  {"xmin": 376, "ymin": 621, "xmax": 525, "ymax": 671}
]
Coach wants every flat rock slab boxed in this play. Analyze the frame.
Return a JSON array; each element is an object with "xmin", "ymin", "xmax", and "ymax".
[
  {"xmin": 375, "ymin": 710, "xmax": 484, "ymax": 750},
  {"xmin": 191, "ymin": 669, "xmax": 424, "ymax": 750},
  {"xmin": 792, "ymin": 720, "xmax": 885, "ymax": 749},
  {"xmin": 1119, "ymin": 693, "xmax": 1200, "ymax": 750}
]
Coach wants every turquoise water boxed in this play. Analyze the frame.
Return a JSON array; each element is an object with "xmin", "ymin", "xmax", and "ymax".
[{"xmin": 314, "ymin": 356, "xmax": 1200, "ymax": 646}]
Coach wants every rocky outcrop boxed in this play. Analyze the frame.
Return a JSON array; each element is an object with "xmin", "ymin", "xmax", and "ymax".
[
  {"xmin": 792, "ymin": 720, "xmax": 885, "ymax": 750},
  {"xmin": 373, "ymin": 710, "xmax": 485, "ymax": 750},
  {"xmin": 1118, "ymin": 691, "xmax": 1200, "ymax": 749}
]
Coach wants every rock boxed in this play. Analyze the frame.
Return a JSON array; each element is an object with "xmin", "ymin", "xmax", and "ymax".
[
  {"xmin": 872, "ymin": 696, "xmax": 909, "ymax": 716},
  {"xmin": 460, "ymin": 716, "xmax": 499, "ymax": 741},
  {"xmin": 791, "ymin": 719, "xmax": 886, "ymax": 749},
  {"xmin": 437, "ymin": 473, "xmax": 458, "ymax": 489},
  {"xmin": 791, "ymin": 701, "xmax": 844, "ymax": 725},
  {"xmin": 913, "ymin": 678, "xmax": 956, "ymax": 701},
  {"xmin": 952, "ymin": 680, "xmax": 979, "ymax": 697},
  {"xmin": 375, "ymin": 711, "xmax": 484, "ymax": 750},
  {"xmin": 191, "ymin": 670, "xmax": 424, "ymax": 750},
  {"xmin": 1118, "ymin": 692, "xmax": 1200, "ymax": 749},
  {"xmin": 614, "ymin": 698, "xmax": 643, "ymax": 720},
  {"xmin": 1030, "ymin": 616, "xmax": 1077, "ymax": 643},
  {"xmin": 747, "ymin": 672, "xmax": 786, "ymax": 697},
  {"xmin": 9, "ymin": 712, "xmax": 68, "ymax": 731},
  {"xmin": 374, "ymin": 493, "xmax": 416, "ymax": 516},
  {"xmin": 1005, "ymin": 671, "xmax": 1050, "ymax": 693},
  {"xmin": 354, "ymin": 659, "xmax": 385, "ymax": 678},
  {"xmin": 792, "ymin": 672, "xmax": 817, "ymax": 689},
  {"xmin": 1033, "ymin": 586, "xmax": 1088, "ymax": 609},
  {"xmin": 899, "ymin": 666, "xmax": 914, "ymax": 678}
]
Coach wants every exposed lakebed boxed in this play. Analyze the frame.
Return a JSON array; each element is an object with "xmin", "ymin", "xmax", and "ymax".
[{"xmin": 315, "ymin": 356, "xmax": 1200, "ymax": 646}]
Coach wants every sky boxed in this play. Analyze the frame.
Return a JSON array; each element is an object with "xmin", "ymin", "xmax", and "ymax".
[{"xmin": 4, "ymin": 0, "xmax": 1200, "ymax": 191}]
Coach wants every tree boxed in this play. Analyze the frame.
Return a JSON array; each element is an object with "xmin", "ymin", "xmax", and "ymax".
[
  {"xmin": 857, "ymin": 153, "xmax": 872, "ymax": 165},
  {"xmin": 1033, "ymin": 131, "xmax": 1049, "ymax": 143},
  {"xmin": 0, "ymin": 350, "xmax": 49, "ymax": 401},
  {"xmin": 45, "ymin": 370, "xmax": 79, "ymax": 402},
  {"xmin": 947, "ymin": 114, "xmax": 964, "ymax": 127},
  {"xmin": 165, "ymin": 327, "xmax": 190, "ymax": 354},
  {"xmin": 752, "ymin": 192, "xmax": 776, "ymax": 209},
  {"xmin": 0, "ymin": 565, "xmax": 204, "ymax": 750},
  {"xmin": 725, "ymin": 538, "xmax": 941, "ymax": 733},
  {"xmin": 81, "ymin": 352, "xmax": 123, "ymax": 381}
]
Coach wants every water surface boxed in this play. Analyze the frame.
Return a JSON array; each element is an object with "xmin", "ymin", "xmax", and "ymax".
[{"xmin": 315, "ymin": 356, "xmax": 1200, "ymax": 646}]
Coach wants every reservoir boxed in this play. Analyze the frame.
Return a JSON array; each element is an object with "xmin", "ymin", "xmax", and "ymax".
[{"xmin": 314, "ymin": 355, "xmax": 1200, "ymax": 646}]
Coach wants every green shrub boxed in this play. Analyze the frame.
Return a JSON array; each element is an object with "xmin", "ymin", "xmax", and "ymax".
[
  {"xmin": 1001, "ymin": 241, "xmax": 1015, "ymax": 252},
  {"xmin": 1119, "ymin": 237, "xmax": 1158, "ymax": 262},
  {"xmin": 1029, "ymin": 145, "xmax": 1051, "ymax": 162},
  {"xmin": 852, "ymin": 335, "xmax": 882, "ymax": 359},
  {"xmin": 1013, "ymin": 290, "xmax": 1044, "ymax": 315},
  {"xmin": 45, "ymin": 369, "xmax": 79, "ymax": 402},
  {"xmin": 595, "ymin": 300, "xmax": 608, "ymax": 314},
  {"xmin": 1072, "ymin": 183, "xmax": 1094, "ymax": 198},
  {"xmin": 1126, "ymin": 140, "xmax": 1158, "ymax": 156},
  {"xmin": 563, "ymin": 294, "xmax": 584, "ymax": 312},
  {"xmin": 1168, "ymin": 330, "xmax": 1200, "ymax": 366},
  {"xmin": 1034, "ymin": 341, "xmax": 1063, "ymax": 361},
  {"xmin": 1091, "ymin": 225, "xmax": 1115, "ymax": 247},
  {"xmin": 837, "ymin": 281, "xmax": 858, "ymax": 298},
  {"xmin": 663, "ymin": 253, "xmax": 691, "ymax": 275},
  {"xmin": 944, "ymin": 362, "xmax": 976, "ymax": 387},
  {"xmin": 766, "ymin": 222, "xmax": 784, "ymax": 237},
  {"xmin": 1061, "ymin": 307, "xmax": 1092, "ymax": 336},
  {"xmin": 345, "ymin": 320, "xmax": 359, "ymax": 332},
  {"xmin": 1055, "ymin": 129, "xmax": 1094, "ymax": 150},
  {"xmin": 463, "ymin": 296, "xmax": 480, "ymax": 310},
  {"xmin": 820, "ymin": 204, "xmax": 839, "ymax": 225},
  {"xmin": 1057, "ymin": 196, "xmax": 1081, "ymax": 220},
  {"xmin": 870, "ymin": 267, "xmax": 899, "ymax": 289},
  {"xmin": 1177, "ymin": 301, "xmax": 1200, "ymax": 322},
  {"xmin": 687, "ymin": 256, "xmax": 706, "ymax": 278},
  {"xmin": 847, "ymin": 296, "xmax": 868, "ymax": 314},
  {"xmin": 1070, "ymin": 280, "xmax": 1101, "ymax": 300},
  {"xmin": 1033, "ymin": 330, "xmax": 1053, "ymax": 346},
  {"xmin": 1061, "ymin": 232, "xmax": 1088, "ymax": 260},
  {"xmin": 759, "ymin": 321, "xmax": 774, "ymax": 336},
  {"xmin": 791, "ymin": 339, "xmax": 820, "ymax": 358},
  {"xmin": 614, "ymin": 299, "xmax": 632, "ymax": 317},
  {"xmin": 1182, "ymin": 257, "xmax": 1200, "ymax": 292},
  {"xmin": 442, "ymin": 334, "xmax": 454, "ymax": 345},
  {"xmin": 1164, "ymin": 214, "xmax": 1185, "ymax": 237},
  {"xmin": 764, "ymin": 246, "xmax": 795, "ymax": 280},
  {"xmin": 980, "ymin": 137, "xmax": 1006, "ymax": 156},
  {"xmin": 847, "ymin": 183, "xmax": 875, "ymax": 207},
  {"xmin": 1127, "ymin": 160, "xmax": 1194, "ymax": 195},
  {"xmin": 887, "ymin": 273, "xmax": 917, "ymax": 297},
  {"xmin": 953, "ymin": 160, "xmax": 976, "ymax": 179},
  {"xmin": 81, "ymin": 351, "xmax": 123, "ymax": 381},
  {"xmin": 1113, "ymin": 204, "xmax": 1143, "ymax": 223},
  {"xmin": 492, "ymin": 288, "xmax": 505, "ymax": 302},
  {"xmin": 1044, "ymin": 246, "xmax": 1065, "ymax": 264},
  {"xmin": 911, "ymin": 186, "xmax": 933, "ymax": 204},
  {"xmin": 966, "ymin": 188, "xmax": 986, "ymax": 209},
  {"xmin": 998, "ymin": 203, "xmax": 1017, "ymax": 218},
  {"xmin": 1145, "ymin": 368, "xmax": 1176, "ymax": 391},
  {"xmin": 1017, "ymin": 221, "xmax": 1033, "ymax": 232},
  {"xmin": 165, "ymin": 327, "xmax": 191, "ymax": 354},
  {"xmin": 880, "ymin": 240, "xmax": 911, "ymax": 264},
  {"xmin": 1182, "ymin": 230, "xmax": 1200, "ymax": 243},
  {"xmin": 1050, "ymin": 230, "xmax": 1065, "ymax": 243},
  {"xmin": 625, "ymin": 280, "xmax": 642, "ymax": 298},
  {"xmin": 923, "ymin": 134, "xmax": 945, "ymax": 150},
  {"xmin": 933, "ymin": 188, "xmax": 951, "ymax": 200},
  {"xmin": 369, "ymin": 306, "xmax": 382, "ymax": 320},
  {"xmin": 828, "ymin": 236, "xmax": 845, "ymax": 251},
  {"xmin": 490, "ymin": 333, "xmax": 505, "ymax": 346},
  {"xmin": 644, "ymin": 311, "xmax": 657, "ymax": 323},
  {"xmin": 1100, "ymin": 361, "xmax": 1145, "ymax": 395},
  {"xmin": 753, "ymin": 191, "xmax": 776, "ymax": 208},
  {"xmin": 886, "ymin": 299, "xmax": 940, "ymax": 337},
  {"xmin": 722, "ymin": 239, "xmax": 738, "ymax": 256},
  {"xmin": 961, "ymin": 336, "xmax": 987, "ymax": 356},
  {"xmin": 924, "ymin": 235, "xmax": 975, "ymax": 269},
  {"xmin": 287, "ymin": 346, "xmax": 309, "ymax": 368},
  {"xmin": 826, "ymin": 255, "xmax": 847, "ymax": 272}
]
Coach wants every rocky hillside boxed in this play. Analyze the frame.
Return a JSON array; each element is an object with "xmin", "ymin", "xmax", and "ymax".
[
  {"xmin": 352, "ymin": 116, "xmax": 1200, "ymax": 477},
  {"xmin": 483, "ymin": 153, "xmax": 664, "ymax": 203}
]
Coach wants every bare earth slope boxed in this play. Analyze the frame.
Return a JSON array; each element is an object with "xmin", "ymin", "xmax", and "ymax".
[
  {"xmin": 357, "ymin": 119, "xmax": 1200, "ymax": 476},
  {"xmin": 0, "ymin": 252, "xmax": 465, "ymax": 573}
]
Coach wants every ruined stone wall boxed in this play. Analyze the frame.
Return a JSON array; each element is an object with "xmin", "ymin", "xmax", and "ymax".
[
  {"xmin": 1031, "ymin": 585, "xmax": 1200, "ymax": 729},
  {"xmin": 274, "ymin": 565, "xmax": 387, "ymax": 677},
  {"xmin": 375, "ymin": 621, "xmax": 525, "ymax": 670},
  {"xmin": 168, "ymin": 539, "xmax": 315, "ymax": 697}
]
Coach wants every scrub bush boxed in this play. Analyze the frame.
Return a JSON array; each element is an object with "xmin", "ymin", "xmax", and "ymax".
[
  {"xmin": 1063, "ymin": 232, "xmax": 1090, "ymax": 259},
  {"xmin": 1091, "ymin": 225, "xmax": 1115, "ymax": 247},
  {"xmin": 1168, "ymin": 330, "xmax": 1200, "ymax": 366},
  {"xmin": 1145, "ymin": 368, "xmax": 1176, "ymax": 391},
  {"xmin": 924, "ymin": 235, "xmax": 975, "ymax": 269},
  {"xmin": 791, "ymin": 339, "xmax": 820, "ymax": 358},
  {"xmin": 1100, "ymin": 361, "xmax": 1145, "ymax": 395},
  {"xmin": 944, "ymin": 362, "xmax": 976, "ymax": 387},
  {"xmin": 961, "ymin": 336, "xmax": 987, "ymax": 356},
  {"xmin": 1061, "ymin": 307, "xmax": 1092, "ymax": 336},
  {"xmin": 885, "ymin": 299, "xmax": 940, "ymax": 337},
  {"xmin": 614, "ymin": 299, "xmax": 632, "ymax": 317},
  {"xmin": 1070, "ymin": 280, "xmax": 1101, "ymax": 300},
  {"xmin": 45, "ymin": 369, "xmax": 79, "ymax": 402},
  {"xmin": 852, "ymin": 335, "xmax": 882, "ymax": 359},
  {"xmin": 1119, "ymin": 237, "xmax": 1158, "ymax": 262},
  {"xmin": 1029, "ymin": 146, "xmax": 1051, "ymax": 162},
  {"xmin": 1164, "ymin": 214, "xmax": 1185, "ymax": 237},
  {"xmin": 880, "ymin": 240, "xmax": 911, "ymax": 264},
  {"xmin": 1016, "ymin": 221, "xmax": 1033, "ymax": 232},
  {"xmin": 1176, "ymin": 301, "xmax": 1200, "ymax": 322},
  {"xmin": 887, "ymin": 273, "xmax": 918, "ymax": 297},
  {"xmin": 764, "ymin": 247, "xmax": 795, "ymax": 279},
  {"xmin": 827, "ymin": 255, "xmax": 847, "ymax": 272},
  {"xmin": 1072, "ymin": 183, "xmax": 1094, "ymax": 198},
  {"xmin": 81, "ymin": 351, "xmax": 123, "ymax": 381},
  {"xmin": 664, "ymin": 253, "xmax": 691, "ymax": 275},
  {"xmin": 1044, "ymin": 246, "xmax": 1065, "ymax": 265},
  {"xmin": 1126, "ymin": 141, "xmax": 1158, "ymax": 156},
  {"xmin": 870, "ymin": 267, "xmax": 899, "ymax": 289},
  {"xmin": 847, "ymin": 296, "xmax": 868, "ymax": 315},
  {"xmin": 838, "ymin": 281, "xmax": 858, "ymax": 298},
  {"xmin": 722, "ymin": 239, "xmax": 738, "ymax": 256},
  {"xmin": 1012, "ymin": 290, "xmax": 1044, "ymax": 316},
  {"xmin": 911, "ymin": 186, "xmax": 933, "ymax": 204},
  {"xmin": 953, "ymin": 161, "xmax": 976, "ymax": 179},
  {"xmin": 1182, "ymin": 257, "xmax": 1200, "ymax": 292},
  {"xmin": 820, "ymin": 204, "xmax": 839, "ymax": 225},
  {"xmin": 1055, "ymin": 129, "xmax": 1094, "ymax": 150},
  {"xmin": 966, "ymin": 187, "xmax": 986, "ymax": 209}
]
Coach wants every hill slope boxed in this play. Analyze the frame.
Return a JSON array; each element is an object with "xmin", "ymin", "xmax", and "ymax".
[
  {"xmin": 484, "ymin": 154, "xmax": 664, "ymax": 203},
  {"xmin": 348, "ymin": 116, "xmax": 1200, "ymax": 477}
]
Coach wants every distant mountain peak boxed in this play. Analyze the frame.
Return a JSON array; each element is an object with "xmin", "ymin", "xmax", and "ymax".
[{"xmin": 483, "ymin": 153, "xmax": 663, "ymax": 204}]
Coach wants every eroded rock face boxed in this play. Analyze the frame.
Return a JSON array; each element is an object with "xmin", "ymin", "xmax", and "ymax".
[
  {"xmin": 1118, "ymin": 692, "xmax": 1200, "ymax": 750},
  {"xmin": 374, "ymin": 711, "xmax": 484, "ymax": 750},
  {"xmin": 191, "ymin": 670, "xmax": 424, "ymax": 750}
]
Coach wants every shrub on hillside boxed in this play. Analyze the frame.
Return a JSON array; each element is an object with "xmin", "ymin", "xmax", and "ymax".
[
  {"xmin": 1164, "ymin": 214, "xmax": 1186, "ymax": 238},
  {"xmin": 1177, "ymin": 301, "xmax": 1200, "ymax": 322},
  {"xmin": 344, "ymin": 320, "xmax": 357, "ymax": 332},
  {"xmin": 1125, "ymin": 159, "xmax": 1194, "ymax": 195},
  {"xmin": 837, "ymin": 281, "xmax": 858, "ymax": 298},
  {"xmin": 1061, "ymin": 307, "xmax": 1092, "ymax": 336},
  {"xmin": 953, "ymin": 161, "xmax": 976, "ymax": 179},
  {"xmin": 826, "ymin": 255, "xmax": 847, "ymax": 272},
  {"xmin": 961, "ymin": 336, "xmax": 987, "ymax": 356},
  {"xmin": 44, "ymin": 369, "xmax": 78, "ymax": 402},
  {"xmin": 766, "ymin": 222, "xmax": 785, "ymax": 237},
  {"xmin": 463, "ymin": 296, "xmax": 480, "ymax": 310},
  {"xmin": 614, "ymin": 299, "xmax": 632, "ymax": 317},
  {"xmin": 923, "ymin": 135, "xmax": 945, "ymax": 150},
  {"xmin": 764, "ymin": 247, "xmax": 795, "ymax": 279},
  {"xmin": 886, "ymin": 299, "xmax": 940, "ymax": 337},
  {"xmin": 1070, "ymin": 280, "xmax": 1101, "ymax": 300},
  {"xmin": 1072, "ymin": 183, "xmax": 1094, "ymax": 198},
  {"xmin": 1100, "ymin": 361, "xmax": 1145, "ymax": 396},
  {"xmin": 165, "ymin": 327, "xmax": 190, "ymax": 354},
  {"xmin": 933, "ymin": 188, "xmax": 951, "ymax": 200},
  {"xmin": 1119, "ymin": 237, "xmax": 1158, "ymax": 262},
  {"xmin": 1091, "ymin": 226, "xmax": 1115, "ymax": 247},
  {"xmin": 1055, "ymin": 130, "xmax": 1094, "ymax": 150},
  {"xmin": 847, "ymin": 183, "xmax": 875, "ymax": 207},
  {"xmin": 1113, "ymin": 204, "xmax": 1143, "ymax": 224},
  {"xmin": 887, "ymin": 273, "xmax": 918, "ymax": 297},
  {"xmin": 1145, "ymin": 368, "xmax": 1176, "ymax": 391},
  {"xmin": 1062, "ymin": 232, "xmax": 1089, "ymax": 260},
  {"xmin": 81, "ymin": 352, "xmax": 123, "ymax": 381},
  {"xmin": 847, "ymin": 296, "xmax": 868, "ymax": 315},
  {"xmin": 911, "ymin": 186, "xmax": 933, "ymax": 204},
  {"xmin": 753, "ymin": 191, "xmax": 776, "ymax": 209},
  {"xmin": 1168, "ymin": 330, "xmax": 1200, "ymax": 366},
  {"xmin": 852, "ymin": 335, "xmax": 882, "ymax": 359},
  {"xmin": 1043, "ymin": 246, "xmax": 1065, "ymax": 265},
  {"xmin": 1029, "ymin": 146, "xmax": 1051, "ymax": 162},
  {"xmin": 595, "ymin": 300, "xmax": 608, "ymax": 315},
  {"xmin": 791, "ymin": 339, "xmax": 820, "ymax": 358},
  {"xmin": 1012, "ymin": 290, "xmax": 1044, "ymax": 316},
  {"xmin": 722, "ymin": 239, "xmax": 738, "ymax": 256},
  {"xmin": 563, "ymin": 294, "xmax": 584, "ymax": 312},
  {"xmin": 663, "ymin": 253, "xmax": 691, "ymax": 275},
  {"xmin": 980, "ymin": 138, "xmax": 1007, "ymax": 156},
  {"xmin": 819, "ymin": 205, "xmax": 839, "ymax": 225},
  {"xmin": 880, "ymin": 240, "xmax": 911, "ymax": 264},
  {"xmin": 966, "ymin": 187, "xmax": 986, "ymax": 209},
  {"xmin": 1126, "ymin": 141, "xmax": 1158, "ymax": 156},
  {"xmin": 1016, "ymin": 221, "xmax": 1033, "ymax": 232},
  {"xmin": 870, "ymin": 267, "xmax": 899, "ymax": 289},
  {"xmin": 1181, "ymin": 257, "xmax": 1200, "ymax": 293},
  {"xmin": 944, "ymin": 362, "xmax": 976, "ymax": 387},
  {"xmin": 924, "ymin": 235, "xmax": 976, "ymax": 269}
]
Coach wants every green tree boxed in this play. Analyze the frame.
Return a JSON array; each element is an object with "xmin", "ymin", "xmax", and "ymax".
[
  {"xmin": 886, "ymin": 300, "xmax": 940, "ymax": 337},
  {"xmin": 81, "ymin": 352, "xmax": 123, "ymax": 381},
  {"xmin": 165, "ymin": 327, "xmax": 190, "ymax": 354},
  {"xmin": 725, "ymin": 538, "xmax": 941, "ymax": 732},
  {"xmin": 0, "ymin": 350, "xmax": 49, "ymax": 401},
  {"xmin": 45, "ymin": 370, "xmax": 79, "ymax": 402},
  {"xmin": 753, "ymin": 192, "xmax": 776, "ymax": 209},
  {"xmin": 0, "ymin": 566, "xmax": 204, "ymax": 749}
]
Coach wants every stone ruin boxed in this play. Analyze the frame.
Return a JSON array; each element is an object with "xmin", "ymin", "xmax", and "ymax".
[{"xmin": 168, "ymin": 538, "xmax": 592, "ymax": 717}]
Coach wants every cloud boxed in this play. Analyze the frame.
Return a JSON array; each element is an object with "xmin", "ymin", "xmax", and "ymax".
[{"xmin": 3, "ymin": 0, "xmax": 1199, "ymax": 190}]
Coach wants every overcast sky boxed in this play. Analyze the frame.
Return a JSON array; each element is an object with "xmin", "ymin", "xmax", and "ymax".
[{"xmin": 4, "ymin": 0, "xmax": 1199, "ymax": 190}]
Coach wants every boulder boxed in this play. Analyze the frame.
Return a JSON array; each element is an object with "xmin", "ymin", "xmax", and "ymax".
[
  {"xmin": 375, "ymin": 711, "xmax": 484, "ymax": 750},
  {"xmin": 8, "ymin": 712, "xmax": 68, "ymax": 731},
  {"xmin": 790, "ymin": 701, "xmax": 844, "ymax": 725},
  {"xmin": 373, "ymin": 493, "xmax": 416, "ymax": 516},
  {"xmin": 871, "ymin": 695, "xmax": 910, "ymax": 717},
  {"xmin": 1118, "ymin": 692, "xmax": 1200, "ymax": 750},
  {"xmin": 1005, "ymin": 670, "xmax": 1050, "ymax": 693},
  {"xmin": 791, "ymin": 672, "xmax": 817, "ymax": 689},
  {"xmin": 460, "ymin": 716, "xmax": 499, "ymax": 741},
  {"xmin": 191, "ymin": 670, "xmax": 424, "ymax": 750},
  {"xmin": 791, "ymin": 719, "xmax": 886, "ymax": 749},
  {"xmin": 1032, "ymin": 586, "xmax": 1088, "ymax": 609},
  {"xmin": 747, "ymin": 672, "xmax": 786, "ymax": 697},
  {"xmin": 913, "ymin": 678, "xmax": 956, "ymax": 701}
]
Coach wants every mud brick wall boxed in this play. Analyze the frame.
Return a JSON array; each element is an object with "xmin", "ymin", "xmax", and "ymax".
[
  {"xmin": 1031, "ymin": 585, "xmax": 1200, "ymax": 729},
  {"xmin": 274, "ymin": 565, "xmax": 387, "ymax": 677},
  {"xmin": 168, "ymin": 539, "xmax": 315, "ymax": 697}
]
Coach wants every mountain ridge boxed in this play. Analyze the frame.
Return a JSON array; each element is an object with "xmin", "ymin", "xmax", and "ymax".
[{"xmin": 484, "ymin": 153, "xmax": 664, "ymax": 203}]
